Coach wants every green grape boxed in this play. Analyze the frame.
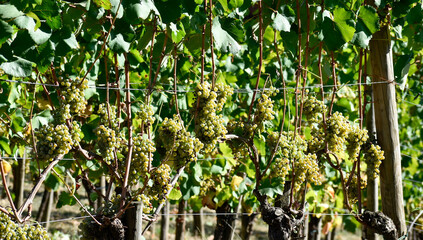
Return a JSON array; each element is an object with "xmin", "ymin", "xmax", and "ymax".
[
  {"xmin": 270, "ymin": 131, "xmax": 322, "ymax": 191},
  {"xmin": 195, "ymin": 82, "xmax": 233, "ymax": 153},
  {"xmin": 302, "ymin": 95, "xmax": 326, "ymax": 123},
  {"xmin": 97, "ymin": 103, "xmax": 118, "ymax": 129},
  {"xmin": 0, "ymin": 212, "xmax": 50, "ymax": 240},
  {"xmin": 57, "ymin": 76, "xmax": 88, "ymax": 115},
  {"xmin": 157, "ymin": 115, "xmax": 203, "ymax": 168},
  {"xmin": 137, "ymin": 103, "xmax": 155, "ymax": 125},
  {"xmin": 254, "ymin": 87, "xmax": 278, "ymax": 133},
  {"xmin": 36, "ymin": 123, "xmax": 80, "ymax": 161},
  {"xmin": 95, "ymin": 125, "xmax": 120, "ymax": 165},
  {"xmin": 227, "ymin": 119, "xmax": 256, "ymax": 159},
  {"xmin": 146, "ymin": 163, "xmax": 172, "ymax": 205},
  {"xmin": 363, "ymin": 142, "xmax": 384, "ymax": 180},
  {"xmin": 346, "ymin": 126, "xmax": 368, "ymax": 161},
  {"xmin": 127, "ymin": 134, "xmax": 156, "ymax": 186},
  {"xmin": 325, "ymin": 112, "xmax": 351, "ymax": 154},
  {"xmin": 344, "ymin": 173, "xmax": 367, "ymax": 205},
  {"xmin": 199, "ymin": 177, "xmax": 216, "ymax": 197}
]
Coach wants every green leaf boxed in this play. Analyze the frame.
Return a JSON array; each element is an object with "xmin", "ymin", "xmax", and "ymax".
[
  {"xmin": 93, "ymin": 0, "xmax": 112, "ymax": 10},
  {"xmin": 168, "ymin": 188, "xmax": 182, "ymax": 200},
  {"xmin": 14, "ymin": 15, "xmax": 52, "ymax": 45},
  {"xmin": 321, "ymin": 8, "xmax": 355, "ymax": 50},
  {"xmin": 333, "ymin": 8, "xmax": 355, "ymax": 43},
  {"xmin": 31, "ymin": 110, "xmax": 53, "ymax": 129},
  {"xmin": 109, "ymin": 33, "xmax": 130, "ymax": 53},
  {"xmin": 154, "ymin": 0, "xmax": 181, "ymax": 24},
  {"xmin": 169, "ymin": 22, "xmax": 186, "ymax": 43},
  {"xmin": 0, "ymin": 4, "xmax": 24, "ymax": 19},
  {"xmin": 407, "ymin": 5, "xmax": 423, "ymax": 25},
  {"xmin": 394, "ymin": 54, "xmax": 413, "ymax": 90},
  {"xmin": 217, "ymin": 0, "xmax": 228, "ymax": 11},
  {"xmin": 126, "ymin": 0, "xmax": 158, "ymax": 21},
  {"xmin": 0, "ymin": 57, "xmax": 33, "ymax": 77},
  {"xmin": 352, "ymin": 6, "xmax": 379, "ymax": 48},
  {"xmin": 57, "ymin": 192, "xmax": 77, "ymax": 208},
  {"xmin": 45, "ymin": 173, "xmax": 61, "ymax": 191},
  {"xmin": 26, "ymin": 12, "xmax": 41, "ymax": 30},
  {"xmin": 89, "ymin": 192, "xmax": 99, "ymax": 202},
  {"xmin": 212, "ymin": 17, "xmax": 241, "ymax": 54},
  {"xmin": 271, "ymin": 5, "xmax": 295, "ymax": 32},
  {"xmin": 229, "ymin": 0, "xmax": 243, "ymax": 9},
  {"xmin": 0, "ymin": 137, "xmax": 12, "ymax": 155},
  {"xmin": 63, "ymin": 32, "xmax": 78, "ymax": 49},
  {"xmin": 358, "ymin": 6, "xmax": 379, "ymax": 34},
  {"xmin": 0, "ymin": 20, "xmax": 13, "ymax": 46}
]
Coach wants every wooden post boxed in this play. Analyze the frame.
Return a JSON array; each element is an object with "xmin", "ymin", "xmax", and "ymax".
[
  {"xmin": 175, "ymin": 200, "xmax": 186, "ymax": 240},
  {"xmin": 192, "ymin": 209, "xmax": 204, "ymax": 239},
  {"xmin": 160, "ymin": 200, "xmax": 169, "ymax": 240},
  {"xmin": 369, "ymin": 24, "xmax": 407, "ymax": 237},
  {"xmin": 13, "ymin": 151, "xmax": 26, "ymax": 207},
  {"xmin": 125, "ymin": 202, "xmax": 143, "ymax": 240},
  {"xmin": 365, "ymin": 91, "xmax": 379, "ymax": 240}
]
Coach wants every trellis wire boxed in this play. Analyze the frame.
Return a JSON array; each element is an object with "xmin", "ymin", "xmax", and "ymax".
[
  {"xmin": 29, "ymin": 211, "xmax": 356, "ymax": 226},
  {"xmin": 0, "ymin": 78, "xmax": 391, "ymax": 93}
]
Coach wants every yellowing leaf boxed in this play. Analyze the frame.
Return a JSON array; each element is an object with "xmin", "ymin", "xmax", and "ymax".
[
  {"xmin": 231, "ymin": 175, "xmax": 243, "ymax": 191},
  {"xmin": 1, "ymin": 160, "xmax": 11, "ymax": 174}
]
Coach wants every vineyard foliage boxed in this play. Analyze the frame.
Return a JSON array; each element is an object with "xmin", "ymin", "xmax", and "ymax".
[{"xmin": 0, "ymin": 0, "xmax": 423, "ymax": 238}]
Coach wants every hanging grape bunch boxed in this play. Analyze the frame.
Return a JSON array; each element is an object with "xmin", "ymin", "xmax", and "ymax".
[
  {"xmin": 302, "ymin": 95, "xmax": 326, "ymax": 123},
  {"xmin": 363, "ymin": 142, "xmax": 384, "ymax": 180},
  {"xmin": 95, "ymin": 125, "xmax": 120, "ymax": 165},
  {"xmin": 227, "ymin": 119, "xmax": 257, "ymax": 159},
  {"xmin": 254, "ymin": 87, "xmax": 278, "ymax": 133},
  {"xmin": 0, "ymin": 212, "xmax": 50, "ymax": 240},
  {"xmin": 157, "ymin": 115, "xmax": 203, "ymax": 168},
  {"xmin": 97, "ymin": 103, "xmax": 119, "ymax": 129},
  {"xmin": 268, "ymin": 131, "xmax": 322, "ymax": 190},
  {"xmin": 36, "ymin": 122, "xmax": 81, "ymax": 161},
  {"xmin": 56, "ymin": 75, "xmax": 88, "ymax": 116},
  {"xmin": 195, "ymin": 82, "xmax": 233, "ymax": 153}
]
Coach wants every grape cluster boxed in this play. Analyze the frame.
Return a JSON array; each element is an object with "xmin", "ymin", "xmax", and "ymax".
[
  {"xmin": 97, "ymin": 103, "xmax": 118, "ymax": 129},
  {"xmin": 294, "ymin": 153, "xmax": 322, "ymax": 191},
  {"xmin": 227, "ymin": 119, "xmax": 256, "ymax": 159},
  {"xmin": 302, "ymin": 96, "xmax": 326, "ymax": 123},
  {"xmin": 157, "ymin": 115, "xmax": 203, "ymax": 168},
  {"xmin": 95, "ymin": 125, "xmax": 120, "ymax": 165},
  {"xmin": 36, "ymin": 122, "xmax": 81, "ymax": 160},
  {"xmin": 128, "ymin": 135, "xmax": 156, "ymax": 185},
  {"xmin": 269, "ymin": 131, "xmax": 322, "ymax": 190},
  {"xmin": 57, "ymin": 76, "xmax": 88, "ymax": 115},
  {"xmin": 137, "ymin": 103, "xmax": 155, "ymax": 125},
  {"xmin": 254, "ymin": 88, "xmax": 278, "ymax": 132},
  {"xmin": 345, "ymin": 174, "xmax": 367, "ymax": 204},
  {"xmin": 0, "ymin": 212, "xmax": 50, "ymax": 240},
  {"xmin": 135, "ymin": 164, "xmax": 172, "ymax": 213},
  {"xmin": 363, "ymin": 143, "xmax": 384, "ymax": 180},
  {"xmin": 325, "ymin": 112, "xmax": 351, "ymax": 154},
  {"xmin": 199, "ymin": 177, "xmax": 216, "ymax": 197},
  {"xmin": 195, "ymin": 82, "xmax": 233, "ymax": 153},
  {"xmin": 346, "ymin": 127, "xmax": 368, "ymax": 161}
]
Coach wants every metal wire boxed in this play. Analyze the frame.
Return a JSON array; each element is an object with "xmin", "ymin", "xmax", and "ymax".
[{"xmin": 0, "ymin": 78, "xmax": 390, "ymax": 93}]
